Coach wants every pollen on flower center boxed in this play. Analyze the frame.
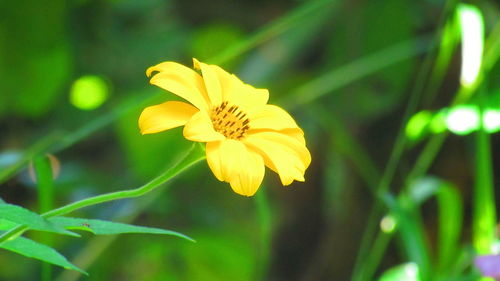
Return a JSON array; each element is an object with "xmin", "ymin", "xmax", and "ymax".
[{"xmin": 210, "ymin": 101, "xmax": 250, "ymax": 140}]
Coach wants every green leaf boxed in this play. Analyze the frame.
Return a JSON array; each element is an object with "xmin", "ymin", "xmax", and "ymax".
[
  {"xmin": 0, "ymin": 203, "xmax": 78, "ymax": 237},
  {"xmin": 436, "ymin": 183, "xmax": 463, "ymax": 275},
  {"xmin": 0, "ymin": 236, "xmax": 86, "ymax": 274},
  {"xmin": 382, "ymin": 195, "xmax": 431, "ymax": 279},
  {"xmin": 49, "ymin": 217, "xmax": 194, "ymax": 241},
  {"xmin": 0, "ymin": 219, "xmax": 19, "ymax": 230},
  {"xmin": 378, "ymin": 263, "xmax": 421, "ymax": 281},
  {"xmin": 407, "ymin": 176, "xmax": 464, "ymax": 277}
]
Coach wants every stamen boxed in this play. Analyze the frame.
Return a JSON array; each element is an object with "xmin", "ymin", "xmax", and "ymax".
[{"xmin": 210, "ymin": 102, "xmax": 250, "ymax": 140}]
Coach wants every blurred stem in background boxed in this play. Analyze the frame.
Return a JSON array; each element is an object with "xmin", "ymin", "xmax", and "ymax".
[
  {"xmin": 255, "ymin": 188, "xmax": 272, "ymax": 281},
  {"xmin": 33, "ymin": 155, "xmax": 56, "ymax": 281},
  {"xmin": 282, "ymin": 36, "xmax": 431, "ymax": 110},
  {"xmin": 0, "ymin": 132, "xmax": 61, "ymax": 184},
  {"xmin": 353, "ymin": 2, "xmax": 500, "ymax": 280},
  {"xmin": 209, "ymin": 0, "xmax": 337, "ymax": 66},
  {"xmin": 457, "ymin": 2, "xmax": 496, "ymax": 257},
  {"xmin": 350, "ymin": 0, "xmax": 450, "ymax": 277},
  {"xmin": 473, "ymin": 82, "xmax": 496, "ymax": 255}
]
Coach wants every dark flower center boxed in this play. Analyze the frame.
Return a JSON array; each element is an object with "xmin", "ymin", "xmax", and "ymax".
[{"xmin": 210, "ymin": 101, "xmax": 250, "ymax": 140}]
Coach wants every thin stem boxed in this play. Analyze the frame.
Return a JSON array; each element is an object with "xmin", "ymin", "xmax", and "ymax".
[
  {"xmin": 0, "ymin": 132, "xmax": 61, "ymax": 184},
  {"xmin": 255, "ymin": 188, "xmax": 272, "ymax": 281},
  {"xmin": 209, "ymin": 0, "xmax": 336, "ymax": 66},
  {"xmin": 351, "ymin": 1, "xmax": 458, "ymax": 279},
  {"xmin": 283, "ymin": 35, "xmax": 431, "ymax": 110},
  {"xmin": 473, "ymin": 84, "xmax": 496, "ymax": 254},
  {"xmin": 55, "ymin": 171, "xmax": 185, "ymax": 281},
  {"xmin": 0, "ymin": 144, "xmax": 206, "ymax": 245},
  {"xmin": 33, "ymin": 155, "xmax": 56, "ymax": 281},
  {"xmin": 351, "ymin": 37, "xmax": 435, "ymax": 281},
  {"xmin": 354, "ymin": 14, "xmax": 500, "ymax": 281}
]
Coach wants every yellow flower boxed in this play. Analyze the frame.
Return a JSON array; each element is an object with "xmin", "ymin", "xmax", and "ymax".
[{"xmin": 139, "ymin": 59, "xmax": 311, "ymax": 196}]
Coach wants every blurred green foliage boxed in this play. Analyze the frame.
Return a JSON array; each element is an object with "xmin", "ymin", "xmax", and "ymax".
[{"xmin": 1, "ymin": 0, "xmax": 500, "ymax": 280}]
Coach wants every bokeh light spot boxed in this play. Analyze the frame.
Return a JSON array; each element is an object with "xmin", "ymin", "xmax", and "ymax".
[
  {"xmin": 406, "ymin": 111, "xmax": 432, "ymax": 140},
  {"xmin": 484, "ymin": 109, "xmax": 500, "ymax": 133},
  {"xmin": 70, "ymin": 75, "xmax": 109, "ymax": 110},
  {"xmin": 379, "ymin": 262, "xmax": 420, "ymax": 281},
  {"xmin": 380, "ymin": 215, "xmax": 397, "ymax": 233},
  {"xmin": 458, "ymin": 4, "xmax": 484, "ymax": 88},
  {"xmin": 404, "ymin": 263, "xmax": 419, "ymax": 279},
  {"xmin": 445, "ymin": 105, "xmax": 479, "ymax": 135},
  {"xmin": 429, "ymin": 110, "xmax": 447, "ymax": 134}
]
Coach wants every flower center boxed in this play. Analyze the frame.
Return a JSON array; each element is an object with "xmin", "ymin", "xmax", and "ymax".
[{"xmin": 210, "ymin": 101, "xmax": 250, "ymax": 140}]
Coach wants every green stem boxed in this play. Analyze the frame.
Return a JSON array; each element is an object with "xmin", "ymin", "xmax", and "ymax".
[
  {"xmin": 33, "ymin": 155, "xmax": 56, "ymax": 281},
  {"xmin": 255, "ymin": 188, "xmax": 272, "ymax": 280},
  {"xmin": 0, "ymin": 132, "xmax": 61, "ymax": 184},
  {"xmin": 351, "ymin": 37, "xmax": 435, "ymax": 281},
  {"xmin": 352, "ymin": 1, "xmax": 457, "ymax": 279},
  {"xmin": 209, "ymin": 0, "xmax": 336, "ymax": 66},
  {"xmin": 354, "ymin": 17, "xmax": 500, "ymax": 281},
  {"xmin": 34, "ymin": 155, "xmax": 55, "ymax": 214},
  {"xmin": 283, "ymin": 35, "xmax": 431, "ymax": 110},
  {"xmin": 56, "ymin": 171, "xmax": 186, "ymax": 281},
  {"xmin": 0, "ymin": 144, "xmax": 206, "ymax": 245},
  {"xmin": 473, "ymin": 84, "xmax": 496, "ymax": 254}
]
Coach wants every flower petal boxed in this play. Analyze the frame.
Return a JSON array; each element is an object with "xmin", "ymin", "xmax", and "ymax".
[
  {"xmin": 183, "ymin": 111, "xmax": 225, "ymax": 142},
  {"xmin": 193, "ymin": 58, "xmax": 222, "ymax": 106},
  {"xmin": 244, "ymin": 131, "xmax": 311, "ymax": 186},
  {"xmin": 138, "ymin": 101, "xmax": 198, "ymax": 135},
  {"xmin": 147, "ymin": 61, "xmax": 210, "ymax": 110},
  {"xmin": 193, "ymin": 58, "xmax": 269, "ymax": 109},
  {"xmin": 279, "ymin": 128, "xmax": 306, "ymax": 144},
  {"xmin": 233, "ymin": 86, "xmax": 269, "ymax": 112},
  {"xmin": 206, "ymin": 140, "xmax": 265, "ymax": 196},
  {"xmin": 248, "ymin": 105, "xmax": 300, "ymax": 131}
]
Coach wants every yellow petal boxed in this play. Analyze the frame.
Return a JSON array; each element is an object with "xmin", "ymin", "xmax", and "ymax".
[
  {"xmin": 192, "ymin": 58, "xmax": 222, "ymax": 106},
  {"xmin": 280, "ymin": 128, "xmax": 306, "ymax": 144},
  {"xmin": 138, "ymin": 101, "xmax": 198, "ymax": 135},
  {"xmin": 206, "ymin": 141, "xmax": 224, "ymax": 181},
  {"xmin": 206, "ymin": 139, "xmax": 265, "ymax": 196},
  {"xmin": 147, "ymin": 61, "xmax": 210, "ymax": 110},
  {"xmin": 248, "ymin": 127, "xmax": 306, "ymax": 145},
  {"xmin": 193, "ymin": 58, "xmax": 269, "ymax": 109},
  {"xmin": 183, "ymin": 111, "xmax": 225, "ymax": 142},
  {"xmin": 244, "ymin": 131, "xmax": 311, "ymax": 186},
  {"xmin": 247, "ymin": 105, "xmax": 299, "ymax": 131}
]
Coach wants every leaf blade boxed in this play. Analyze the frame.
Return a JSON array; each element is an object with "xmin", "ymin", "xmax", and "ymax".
[
  {"xmin": 49, "ymin": 217, "xmax": 194, "ymax": 242},
  {"xmin": 0, "ymin": 236, "xmax": 86, "ymax": 274},
  {"xmin": 0, "ymin": 203, "xmax": 78, "ymax": 237}
]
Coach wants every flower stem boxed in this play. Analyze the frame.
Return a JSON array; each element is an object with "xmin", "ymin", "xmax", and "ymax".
[{"xmin": 0, "ymin": 143, "xmax": 206, "ymax": 245}]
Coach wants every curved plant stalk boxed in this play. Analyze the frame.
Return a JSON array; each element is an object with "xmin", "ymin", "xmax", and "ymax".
[{"xmin": 0, "ymin": 143, "xmax": 206, "ymax": 245}]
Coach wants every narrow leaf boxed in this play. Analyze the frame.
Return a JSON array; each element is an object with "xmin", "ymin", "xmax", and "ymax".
[
  {"xmin": 436, "ymin": 184, "xmax": 463, "ymax": 274},
  {"xmin": 0, "ymin": 219, "xmax": 19, "ymax": 230},
  {"xmin": 49, "ymin": 217, "xmax": 194, "ymax": 241},
  {"xmin": 407, "ymin": 176, "xmax": 464, "ymax": 277},
  {"xmin": 0, "ymin": 203, "xmax": 78, "ymax": 237},
  {"xmin": 0, "ymin": 236, "xmax": 86, "ymax": 274}
]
